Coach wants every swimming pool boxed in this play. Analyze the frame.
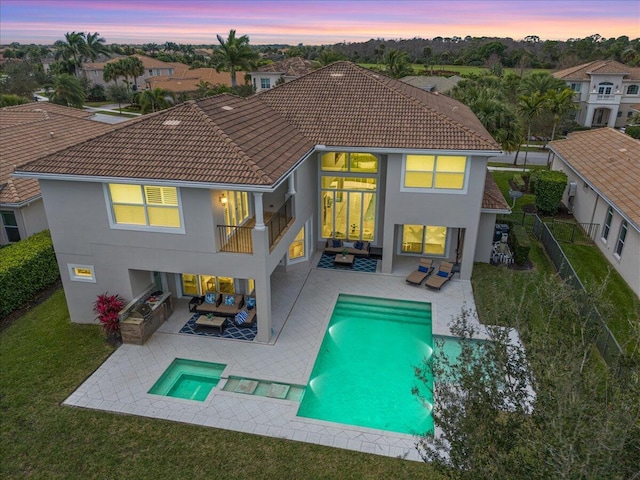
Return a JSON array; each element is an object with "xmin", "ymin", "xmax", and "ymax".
[
  {"xmin": 148, "ymin": 358, "xmax": 226, "ymax": 401},
  {"xmin": 297, "ymin": 294, "xmax": 435, "ymax": 435}
]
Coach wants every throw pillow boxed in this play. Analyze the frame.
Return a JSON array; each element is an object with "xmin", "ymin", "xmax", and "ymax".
[
  {"xmin": 354, "ymin": 241, "xmax": 364, "ymax": 250},
  {"xmin": 437, "ymin": 270, "xmax": 449, "ymax": 278},
  {"xmin": 246, "ymin": 297, "xmax": 256, "ymax": 310},
  {"xmin": 204, "ymin": 293, "xmax": 216, "ymax": 304},
  {"xmin": 332, "ymin": 239, "xmax": 342, "ymax": 248},
  {"xmin": 225, "ymin": 294, "xmax": 235, "ymax": 306},
  {"xmin": 343, "ymin": 241, "xmax": 354, "ymax": 248},
  {"xmin": 235, "ymin": 309, "xmax": 249, "ymax": 326},
  {"xmin": 418, "ymin": 265, "xmax": 428, "ymax": 273}
]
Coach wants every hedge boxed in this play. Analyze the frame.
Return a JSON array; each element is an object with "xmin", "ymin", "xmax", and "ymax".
[
  {"xmin": 535, "ymin": 170, "xmax": 567, "ymax": 215},
  {"xmin": 508, "ymin": 224, "xmax": 531, "ymax": 266},
  {"xmin": 0, "ymin": 230, "xmax": 60, "ymax": 318},
  {"xmin": 512, "ymin": 174, "xmax": 525, "ymax": 191},
  {"xmin": 625, "ymin": 126, "xmax": 640, "ymax": 140}
]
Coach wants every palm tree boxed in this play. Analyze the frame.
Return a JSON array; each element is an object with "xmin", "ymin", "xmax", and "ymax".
[
  {"xmin": 544, "ymin": 88, "xmax": 577, "ymax": 166},
  {"xmin": 122, "ymin": 56, "xmax": 144, "ymax": 91},
  {"xmin": 48, "ymin": 74, "xmax": 86, "ymax": 108},
  {"xmin": 84, "ymin": 32, "xmax": 109, "ymax": 62},
  {"xmin": 384, "ymin": 49, "xmax": 413, "ymax": 78},
  {"xmin": 137, "ymin": 88, "xmax": 174, "ymax": 114},
  {"xmin": 317, "ymin": 49, "xmax": 346, "ymax": 66},
  {"xmin": 54, "ymin": 31, "xmax": 86, "ymax": 76},
  {"xmin": 211, "ymin": 29, "xmax": 258, "ymax": 87},
  {"xmin": 517, "ymin": 92, "xmax": 547, "ymax": 169},
  {"xmin": 103, "ymin": 61, "xmax": 122, "ymax": 86}
]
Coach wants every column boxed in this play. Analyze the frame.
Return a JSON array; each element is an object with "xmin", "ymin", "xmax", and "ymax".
[
  {"xmin": 287, "ymin": 174, "xmax": 296, "ymax": 196},
  {"xmin": 253, "ymin": 192, "xmax": 265, "ymax": 231}
]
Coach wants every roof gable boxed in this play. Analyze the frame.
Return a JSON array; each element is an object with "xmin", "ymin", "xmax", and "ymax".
[
  {"xmin": 553, "ymin": 60, "xmax": 640, "ymax": 81},
  {"xmin": 258, "ymin": 62, "xmax": 498, "ymax": 150}
]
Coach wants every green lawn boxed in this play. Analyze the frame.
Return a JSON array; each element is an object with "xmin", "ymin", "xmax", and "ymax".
[
  {"xmin": 490, "ymin": 169, "xmax": 536, "ymax": 213},
  {"xmin": 0, "ymin": 289, "xmax": 440, "ymax": 479}
]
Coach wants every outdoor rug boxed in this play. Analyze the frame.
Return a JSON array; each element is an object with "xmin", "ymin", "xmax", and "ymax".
[
  {"xmin": 179, "ymin": 313, "xmax": 257, "ymax": 341},
  {"xmin": 316, "ymin": 253, "xmax": 378, "ymax": 273}
]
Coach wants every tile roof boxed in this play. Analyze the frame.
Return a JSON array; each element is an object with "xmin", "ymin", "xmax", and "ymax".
[
  {"xmin": 553, "ymin": 60, "xmax": 640, "ymax": 81},
  {"xmin": 258, "ymin": 62, "xmax": 499, "ymax": 151},
  {"xmin": 482, "ymin": 171, "xmax": 510, "ymax": 212},
  {"xmin": 17, "ymin": 97, "xmax": 314, "ymax": 186},
  {"xmin": 16, "ymin": 62, "xmax": 500, "ymax": 187},
  {"xmin": 254, "ymin": 57, "xmax": 317, "ymax": 76},
  {"xmin": 145, "ymin": 69, "xmax": 247, "ymax": 91},
  {"xmin": 1, "ymin": 104, "xmax": 114, "ymax": 204},
  {"xmin": 400, "ymin": 75, "xmax": 460, "ymax": 93},
  {"xmin": 549, "ymin": 128, "xmax": 640, "ymax": 230}
]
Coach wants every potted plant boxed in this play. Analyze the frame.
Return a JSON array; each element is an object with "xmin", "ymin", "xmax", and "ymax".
[
  {"xmin": 94, "ymin": 292, "xmax": 125, "ymax": 346},
  {"xmin": 342, "ymin": 247, "xmax": 348, "ymax": 258}
]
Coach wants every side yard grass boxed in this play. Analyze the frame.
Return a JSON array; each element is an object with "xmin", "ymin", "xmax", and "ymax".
[{"xmin": 0, "ymin": 289, "xmax": 439, "ymax": 479}]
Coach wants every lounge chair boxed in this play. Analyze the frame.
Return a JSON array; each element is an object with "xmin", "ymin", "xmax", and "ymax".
[
  {"xmin": 425, "ymin": 261, "xmax": 455, "ymax": 290},
  {"xmin": 405, "ymin": 258, "xmax": 434, "ymax": 285}
]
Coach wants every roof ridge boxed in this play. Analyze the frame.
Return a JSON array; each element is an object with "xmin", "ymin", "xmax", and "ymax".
[
  {"xmin": 189, "ymin": 99, "xmax": 274, "ymax": 184},
  {"xmin": 350, "ymin": 63, "xmax": 495, "ymax": 147}
]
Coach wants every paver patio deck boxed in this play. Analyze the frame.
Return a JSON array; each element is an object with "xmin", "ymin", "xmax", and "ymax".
[{"xmin": 64, "ymin": 254, "xmax": 493, "ymax": 461}]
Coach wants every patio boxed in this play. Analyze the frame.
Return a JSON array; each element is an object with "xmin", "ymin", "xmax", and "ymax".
[{"xmin": 64, "ymin": 253, "xmax": 485, "ymax": 461}]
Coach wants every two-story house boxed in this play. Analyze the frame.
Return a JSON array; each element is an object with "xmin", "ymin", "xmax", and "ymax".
[
  {"xmin": 553, "ymin": 60, "xmax": 640, "ymax": 128},
  {"xmin": 0, "ymin": 103, "xmax": 114, "ymax": 245},
  {"xmin": 250, "ymin": 57, "xmax": 316, "ymax": 92},
  {"xmin": 15, "ymin": 62, "xmax": 508, "ymax": 342}
]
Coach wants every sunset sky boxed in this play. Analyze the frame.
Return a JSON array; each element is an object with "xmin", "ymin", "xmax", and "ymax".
[{"xmin": 1, "ymin": 0, "xmax": 638, "ymax": 46}]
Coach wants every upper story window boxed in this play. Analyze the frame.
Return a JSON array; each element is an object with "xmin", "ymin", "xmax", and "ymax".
[
  {"xmin": 615, "ymin": 221, "xmax": 628, "ymax": 257},
  {"xmin": 597, "ymin": 82, "xmax": 613, "ymax": 95},
  {"xmin": 148, "ymin": 69, "xmax": 153, "ymax": 76},
  {"xmin": 169, "ymin": 68, "xmax": 174, "ymax": 75},
  {"xmin": 260, "ymin": 78, "xmax": 271, "ymax": 89},
  {"xmin": 627, "ymin": 85, "xmax": 639, "ymax": 95},
  {"xmin": 570, "ymin": 83, "xmax": 581, "ymax": 93},
  {"xmin": 602, "ymin": 206, "xmax": 613, "ymax": 241},
  {"xmin": 106, "ymin": 184, "xmax": 183, "ymax": 232},
  {"xmin": 403, "ymin": 154, "xmax": 467, "ymax": 190},
  {"xmin": 321, "ymin": 152, "xmax": 378, "ymax": 173}
]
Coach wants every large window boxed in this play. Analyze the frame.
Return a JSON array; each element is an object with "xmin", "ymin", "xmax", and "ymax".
[
  {"xmin": 615, "ymin": 221, "xmax": 628, "ymax": 257},
  {"xmin": 401, "ymin": 225, "xmax": 447, "ymax": 255},
  {"xmin": 223, "ymin": 190, "xmax": 250, "ymax": 229},
  {"xmin": 627, "ymin": 85, "xmax": 639, "ymax": 95},
  {"xmin": 107, "ymin": 184, "xmax": 182, "ymax": 230},
  {"xmin": 289, "ymin": 226, "xmax": 305, "ymax": 260},
  {"xmin": 0, "ymin": 211, "xmax": 20, "ymax": 242},
  {"xmin": 602, "ymin": 206, "xmax": 613, "ymax": 241},
  {"xmin": 181, "ymin": 274, "xmax": 238, "ymax": 296},
  {"xmin": 403, "ymin": 155, "xmax": 467, "ymax": 190},
  {"xmin": 260, "ymin": 78, "xmax": 271, "ymax": 89},
  {"xmin": 321, "ymin": 152, "xmax": 378, "ymax": 240}
]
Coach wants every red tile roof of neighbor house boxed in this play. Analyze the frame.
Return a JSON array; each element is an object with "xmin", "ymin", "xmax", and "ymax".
[
  {"xmin": 482, "ymin": 171, "xmax": 510, "ymax": 212},
  {"xmin": 549, "ymin": 128, "xmax": 640, "ymax": 230},
  {"xmin": 145, "ymin": 69, "xmax": 247, "ymax": 92},
  {"xmin": 16, "ymin": 62, "xmax": 500, "ymax": 188},
  {"xmin": 254, "ymin": 57, "xmax": 317, "ymax": 76},
  {"xmin": 0, "ymin": 103, "xmax": 114, "ymax": 205},
  {"xmin": 553, "ymin": 60, "xmax": 640, "ymax": 81}
]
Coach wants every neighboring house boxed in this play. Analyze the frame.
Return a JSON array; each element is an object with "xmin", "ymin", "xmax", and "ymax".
[
  {"xmin": 0, "ymin": 103, "xmax": 113, "ymax": 245},
  {"xmin": 145, "ymin": 68, "xmax": 247, "ymax": 93},
  {"xmin": 15, "ymin": 62, "xmax": 508, "ymax": 342},
  {"xmin": 81, "ymin": 54, "xmax": 190, "ymax": 91},
  {"xmin": 250, "ymin": 57, "xmax": 317, "ymax": 92},
  {"xmin": 553, "ymin": 60, "xmax": 640, "ymax": 128},
  {"xmin": 549, "ymin": 128, "xmax": 640, "ymax": 296},
  {"xmin": 400, "ymin": 75, "xmax": 462, "ymax": 93}
]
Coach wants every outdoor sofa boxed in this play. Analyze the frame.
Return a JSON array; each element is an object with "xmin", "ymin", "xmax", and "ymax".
[{"xmin": 324, "ymin": 238, "xmax": 371, "ymax": 257}]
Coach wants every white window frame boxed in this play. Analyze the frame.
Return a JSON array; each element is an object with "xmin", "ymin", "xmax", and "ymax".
[
  {"xmin": 104, "ymin": 184, "xmax": 185, "ymax": 234},
  {"xmin": 614, "ymin": 221, "xmax": 628, "ymax": 259},
  {"xmin": 398, "ymin": 224, "xmax": 449, "ymax": 257},
  {"xmin": 601, "ymin": 206, "xmax": 613, "ymax": 242},
  {"xmin": 401, "ymin": 154, "xmax": 470, "ymax": 194},
  {"xmin": 626, "ymin": 84, "xmax": 639, "ymax": 95},
  {"xmin": 68, "ymin": 264, "xmax": 96, "ymax": 283},
  {"xmin": 287, "ymin": 221, "xmax": 310, "ymax": 264},
  {"xmin": 260, "ymin": 78, "xmax": 271, "ymax": 89}
]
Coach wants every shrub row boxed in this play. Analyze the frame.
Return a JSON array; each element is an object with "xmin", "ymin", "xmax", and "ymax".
[
  {"xmin": 0, "ymin": 230, "xmax": 60, "ymax": 318},
  {"xmin": 535, "ymin": 170, "xmax": 567, "ymax": 215},
  {"xmin": 512, "ymin": 174, "xmax": 525, "ymax": 191},
  {"xmin": 508, "ymin": 224, "xmax": 531, "ymax": 266}
]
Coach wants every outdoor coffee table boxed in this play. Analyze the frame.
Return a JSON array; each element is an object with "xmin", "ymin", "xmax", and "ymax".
[
  {"xmin": 195, "ymin": 315, "xmax": 226, "ymax": 334},
  {"xmin": 334, "ymin": 253, "xmax": 355, "ymax": 268}
]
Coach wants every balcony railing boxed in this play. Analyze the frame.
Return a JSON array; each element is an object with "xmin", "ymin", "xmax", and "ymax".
[
  {"xmin": 217, "ymin": 225, "xmax": 253, "ymax": 254},
  {"xmin": 266, "ymin": 196, "xmax": 294, "ymax": 249}
]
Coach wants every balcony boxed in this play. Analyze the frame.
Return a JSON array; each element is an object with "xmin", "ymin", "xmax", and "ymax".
[{"xmin": 217, "ymin": 197, "xmax": 294, "ymax": 254}]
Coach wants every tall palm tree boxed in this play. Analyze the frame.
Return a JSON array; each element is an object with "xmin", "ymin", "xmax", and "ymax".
[
  {"xmin": 84, "ymin": 32, "xmax": 109, "ymax": 62},
  {"xmin": 122, "ymin": 56, "xmax": 145, "ymax": 91},
  {"xmin": 103, "ymin": 62, "xmax": 122, "ymax": 86},
  {"xmin": 544, "ymin": 88, "xmax": 577, "ymax": 166},
  {"xmin": 54, "ymin": 31, "xmax": 86, "ymax": 76},
  {"xmin": 517, "ymin": 92, "xmax": 547, "ymax": 169},
  {"xmin": 211, "ymin": 29, "xmax": 258, "ymax": 87},
  {"xmin": 317, "ymin": 49, "xmax": 346, "ymax": 66},
  {"xmin": 137, "ymin": 88, "xmax": 174, "ymax": 113}
]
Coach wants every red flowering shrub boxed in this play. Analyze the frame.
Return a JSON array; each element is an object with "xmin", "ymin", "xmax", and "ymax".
[{"xmin": 93, "ymin": 292, "xmax": 124, "ymax": 334}]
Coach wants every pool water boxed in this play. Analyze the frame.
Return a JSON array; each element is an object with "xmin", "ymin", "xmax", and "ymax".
[
  {"xmin": 297, "ymin": 294, "xmax": 435, "ymax": 435},
  {"xmin": 149, "ymin": 358, "xmax": 226, "ymax": 401}
]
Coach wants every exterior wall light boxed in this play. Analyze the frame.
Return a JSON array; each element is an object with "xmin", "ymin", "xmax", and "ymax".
[{"xmin": 219, "ymin": 193, "xmax": 228, "ymax": 205}]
